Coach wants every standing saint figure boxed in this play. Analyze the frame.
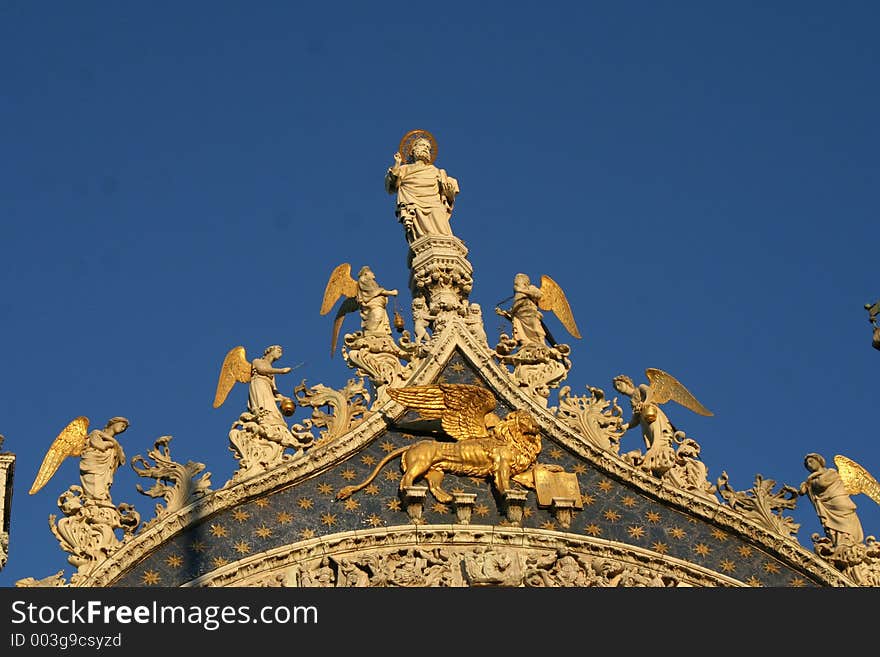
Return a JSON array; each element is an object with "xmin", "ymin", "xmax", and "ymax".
[{"xmin": 384, "ymin": 130, "xmax": 460, "ymax": 242}]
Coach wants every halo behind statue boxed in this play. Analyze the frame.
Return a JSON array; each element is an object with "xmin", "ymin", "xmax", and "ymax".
[{"xmin": 398, "ymin": 129, "xmax": 438, "ymax": 164}]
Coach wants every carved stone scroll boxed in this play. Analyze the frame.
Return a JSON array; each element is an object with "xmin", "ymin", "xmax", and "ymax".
[
  {"xmin": 292, "ymin": 378, "xmax": 371, "ymax": 446},
  {"xmin": 48, "ymin": 486, "xmax": 141, "ymax": 584},
  {"xmin": 132, "ymin": 436, "xmax": 212, "ymax": 528},
  {"xmin": 495, "ymin": 336, "xmax": 571, "ymax": 406},
  {"xmin": 555, "ymin": 385, "xmax": 624, "ymax": 453},
  {"xmin": 717, "ymin": 471, "xmax": 800, "ymax": 539},
  {"xmin": 342, "ymin": 333, "xmax": 416, "ymax": 399}
]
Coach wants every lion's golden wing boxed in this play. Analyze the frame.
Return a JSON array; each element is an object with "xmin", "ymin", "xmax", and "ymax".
[
  {"xmin": 29, "ymin": 416, "xmax": 90, "ymax": 495},
  {"xmin": 645, "ymin": 368, "xmax": 713, "ymax": 417},
  {"xmin": 387, "ymin": 385, "xmax": 447, "ymax": 419},
  {"xmin": 538, "ymin": 275, "xmax": 582, "ymax": 339},
  {"xmin": 387, "ymin": 383, "xmax": 496, "ymax": 441},
  {"xmin": 834, "ymin": 455, "xmax": 880, "ymax": 505},
  {"xmin": 320, "ymin": 263, "xmax": 358, "ymax": 316},
  {"xmin": 437, "ymin": 383, "xmax": 497, "ymax": 441},
  {"xmin": 212, "ymin": 346, "xmax": 252, "ymax": 409}
]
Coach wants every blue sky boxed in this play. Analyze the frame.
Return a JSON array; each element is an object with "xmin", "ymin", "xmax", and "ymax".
[{"xmin": 1, "ymin": 2, "xmax": 878, "ymax": 586}]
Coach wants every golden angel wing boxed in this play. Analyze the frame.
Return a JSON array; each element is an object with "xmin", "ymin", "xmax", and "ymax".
[
  {"xmin": 212, "ymin": 346, "xmax": 252, "ymax": 409},
  {"xmin": 834, "ymin": 455, "xmax": 880, "ymax": 505},
  {"xmin": 330, "ymin": 296, "xmax": 360, "ymax": 357},
  {"xmin": 387, "ymin": 383, "xmax": 497, "ymax": 441},
  {"xmin": 538, "ymin": 275, "xmax": 582, "ymax": 339},
  {"xmin": 320, "ymin": 263, "xmax": 359, "ymax": 316},
  {"xmin": 29, "ymin": 416, "xmax": 90, "ymax": 495},
  {"xmin": 645, "ymin": 368, "xmax": 713, "ymax": 416}
]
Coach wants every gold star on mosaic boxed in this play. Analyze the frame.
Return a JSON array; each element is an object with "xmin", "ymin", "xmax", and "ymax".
[
  {"xmin": 164, "ymin": 555, "xmax": 183, "ymax": 569},
  {"xmin": 540, "ymin": 520, "xmax": 557, "ymax": 530},
  {"xmin": 710, "ymin": 528, "xmax": 727, "ymax": 541},
  {"xmin": 367, "ymin": 514, "xmax": 384, "ymax": 527},
  {"xmin": 585, "ymin": 523, "xmax": 602, "ymax": 537},
  {"xmin": 343, "ymin": 498, "xmax": 360, "ymax": 511},
  {"xmin": 234, "ymin": 540, "xmax": 250, "ymax": 555},
  {"xmin": 720, "ymin": 559, "xmax": 736, "ymax": 573},
  {"xmin": 384, "ymin": 470, "xmax": 401, "ymax": 481},
  {"xmin": 548, "ymin": 448, "xmax": 563, "ymax": 460},
  {"xmin": 300, "ymin": 528, "xmax": 316, "ymax": 539},
  {"xmin": 232, "ymin": 509, "xmax": 250, "ymax": 522},
  {"xmin": 381, "ymin": 441, "xmax": 397, "ymax": 453},
  {"xmin": 298, "ymin": 498, "xmax": 314, "ymax": 510},
  {"xmin": 789, "ymin": 577, "xmax": 807, "ymax": 588},
  {"xmin": 763, "ymin": 562, "xmax": 781, "ymax": 574},
  {"xmin": 209, "ymin": 523, "xmax": 228, "ymax": 538},
  {"xmin": 746, "ymin": 576, "xmax": 763, "ymax": 587},
  {"xmin": 320, "ymin": 513, "xmax": 338, "ymax": 527},
  {"xmin": 738, "ymin": 546, "xmax": 753, "ymax": 558},
  {"xmin": 572, "ymin": 463, "xmax": 587, "ymax": 475},
  {"xmin": 645, "ymin": 511, "xmax": 661, "ymax": 523},
  {"xmin": 451, "ymin": 487, "xmax": 466, "ymax": 495},
  {"xmin": 401, "ymin": 433, "xmax": 416, "ymax": 440},
  {"xmin": 523, "ymin": 507, "xmax": 533, "ymax": 518},
  {"xmin": 253, "ymin": 498, "xmax": 270, "ymax": 508},
  {"xmin": 386, "ymin": 498, "xmax": 402, "ymax": 511},
  {"xmin": 431, "ymin": 503, "xmax": 449, "ymax": 514},
  {"xmin": 211, "ymin": 557, "xmax": 229, "ymax": 568},
  {"xmin": 603, "ymin": 509, "xmax": 621, "ymax": 522},
  {"xmin": 317, "ymin": 482, "xmax": 335, "ymax": 494},
  {"xmin": 450, "ymin": 362, "xmax": 466, "ymax": 372},
  {"xmin": 474, "ymin": 504, "xmax": 490, "ymax": 517},
  {"xmin": 255, "ymin": 526, "xmax": 273, "ymax": 539},
  {"xmin": 627, "ymin": 526, "xmax": 645, "ymax": 539},
  {"xmin": 365, "ymin": 484, "xmax": 380, "ymax": 496},
  {"xmin": 361, "ymin": 455, "xmax": 376, "ymax": 466},
  {"xmin": 668, "ymin": 527, "xmax": 686, "ymax": 540},
  {"xmin": 581, "ymin": 493, "xmax": 595, "ymax": 506},
  {"xmin": 651, "ymin": 542, "xmax": 669, "ymax": 554},
  {"xmin": 694, "ymin": 543, "xmax": 711, "ymax": 557},
  {"xmin": 436, "ymin": 375, "xmax": 448, "ymax": 383},
  {"xmin": 686, "ymin": 517, "xmax": 699, "ymax": 524},
  {"xmin": 622, "ymin": 496, "xmax": 637, "ymax": 508},
  {"xmin": 340, "ymin": 469, "xmax": 356, "ymax": 482},
  {"xmin": 598, "ymin": 480, "xmax": 613, "ymax": 493},
  {"xmin": 190, "ymin": 540, "xmax": 206, "ymax": 553},
  {"xmin": 276, "ymin": 511, "xmax": 293, "ymax": 524},
  {"xmin": 469, "ymin": 477, "xmax": 483, "ymax": 485},
  {"xmin": 141, "ymin": 570, "xmax": 160, "ymax": 585}
]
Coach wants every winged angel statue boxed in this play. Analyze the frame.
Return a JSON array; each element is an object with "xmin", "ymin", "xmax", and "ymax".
[
  {"xmin": 213, "ymin": 345, "xmax": 302, "ymax": 447},
  {"xmin": 336, "ymin": 383, "xmax": 551, "ymax": 503},
  {"xmin": 30, "ymin": 416, "xmax": 129, "ymax": 503},
  {"xmin": 29, "ymin": 416, "xmax": 140, "ymax": 574},
  {"xmin": 320, "ymin": 263, "xmax": 399, "ymax": 357},
  {"xmin": 613, "ymin": 368, "xmax": 713, "ymax": 478},
  {"xmin": 799, "ymin": 453, "xmax": 880, "ymax": 549},
  {"xmin": 495, "ymin": 273, "xmax": 581, "ymax": 348}
]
